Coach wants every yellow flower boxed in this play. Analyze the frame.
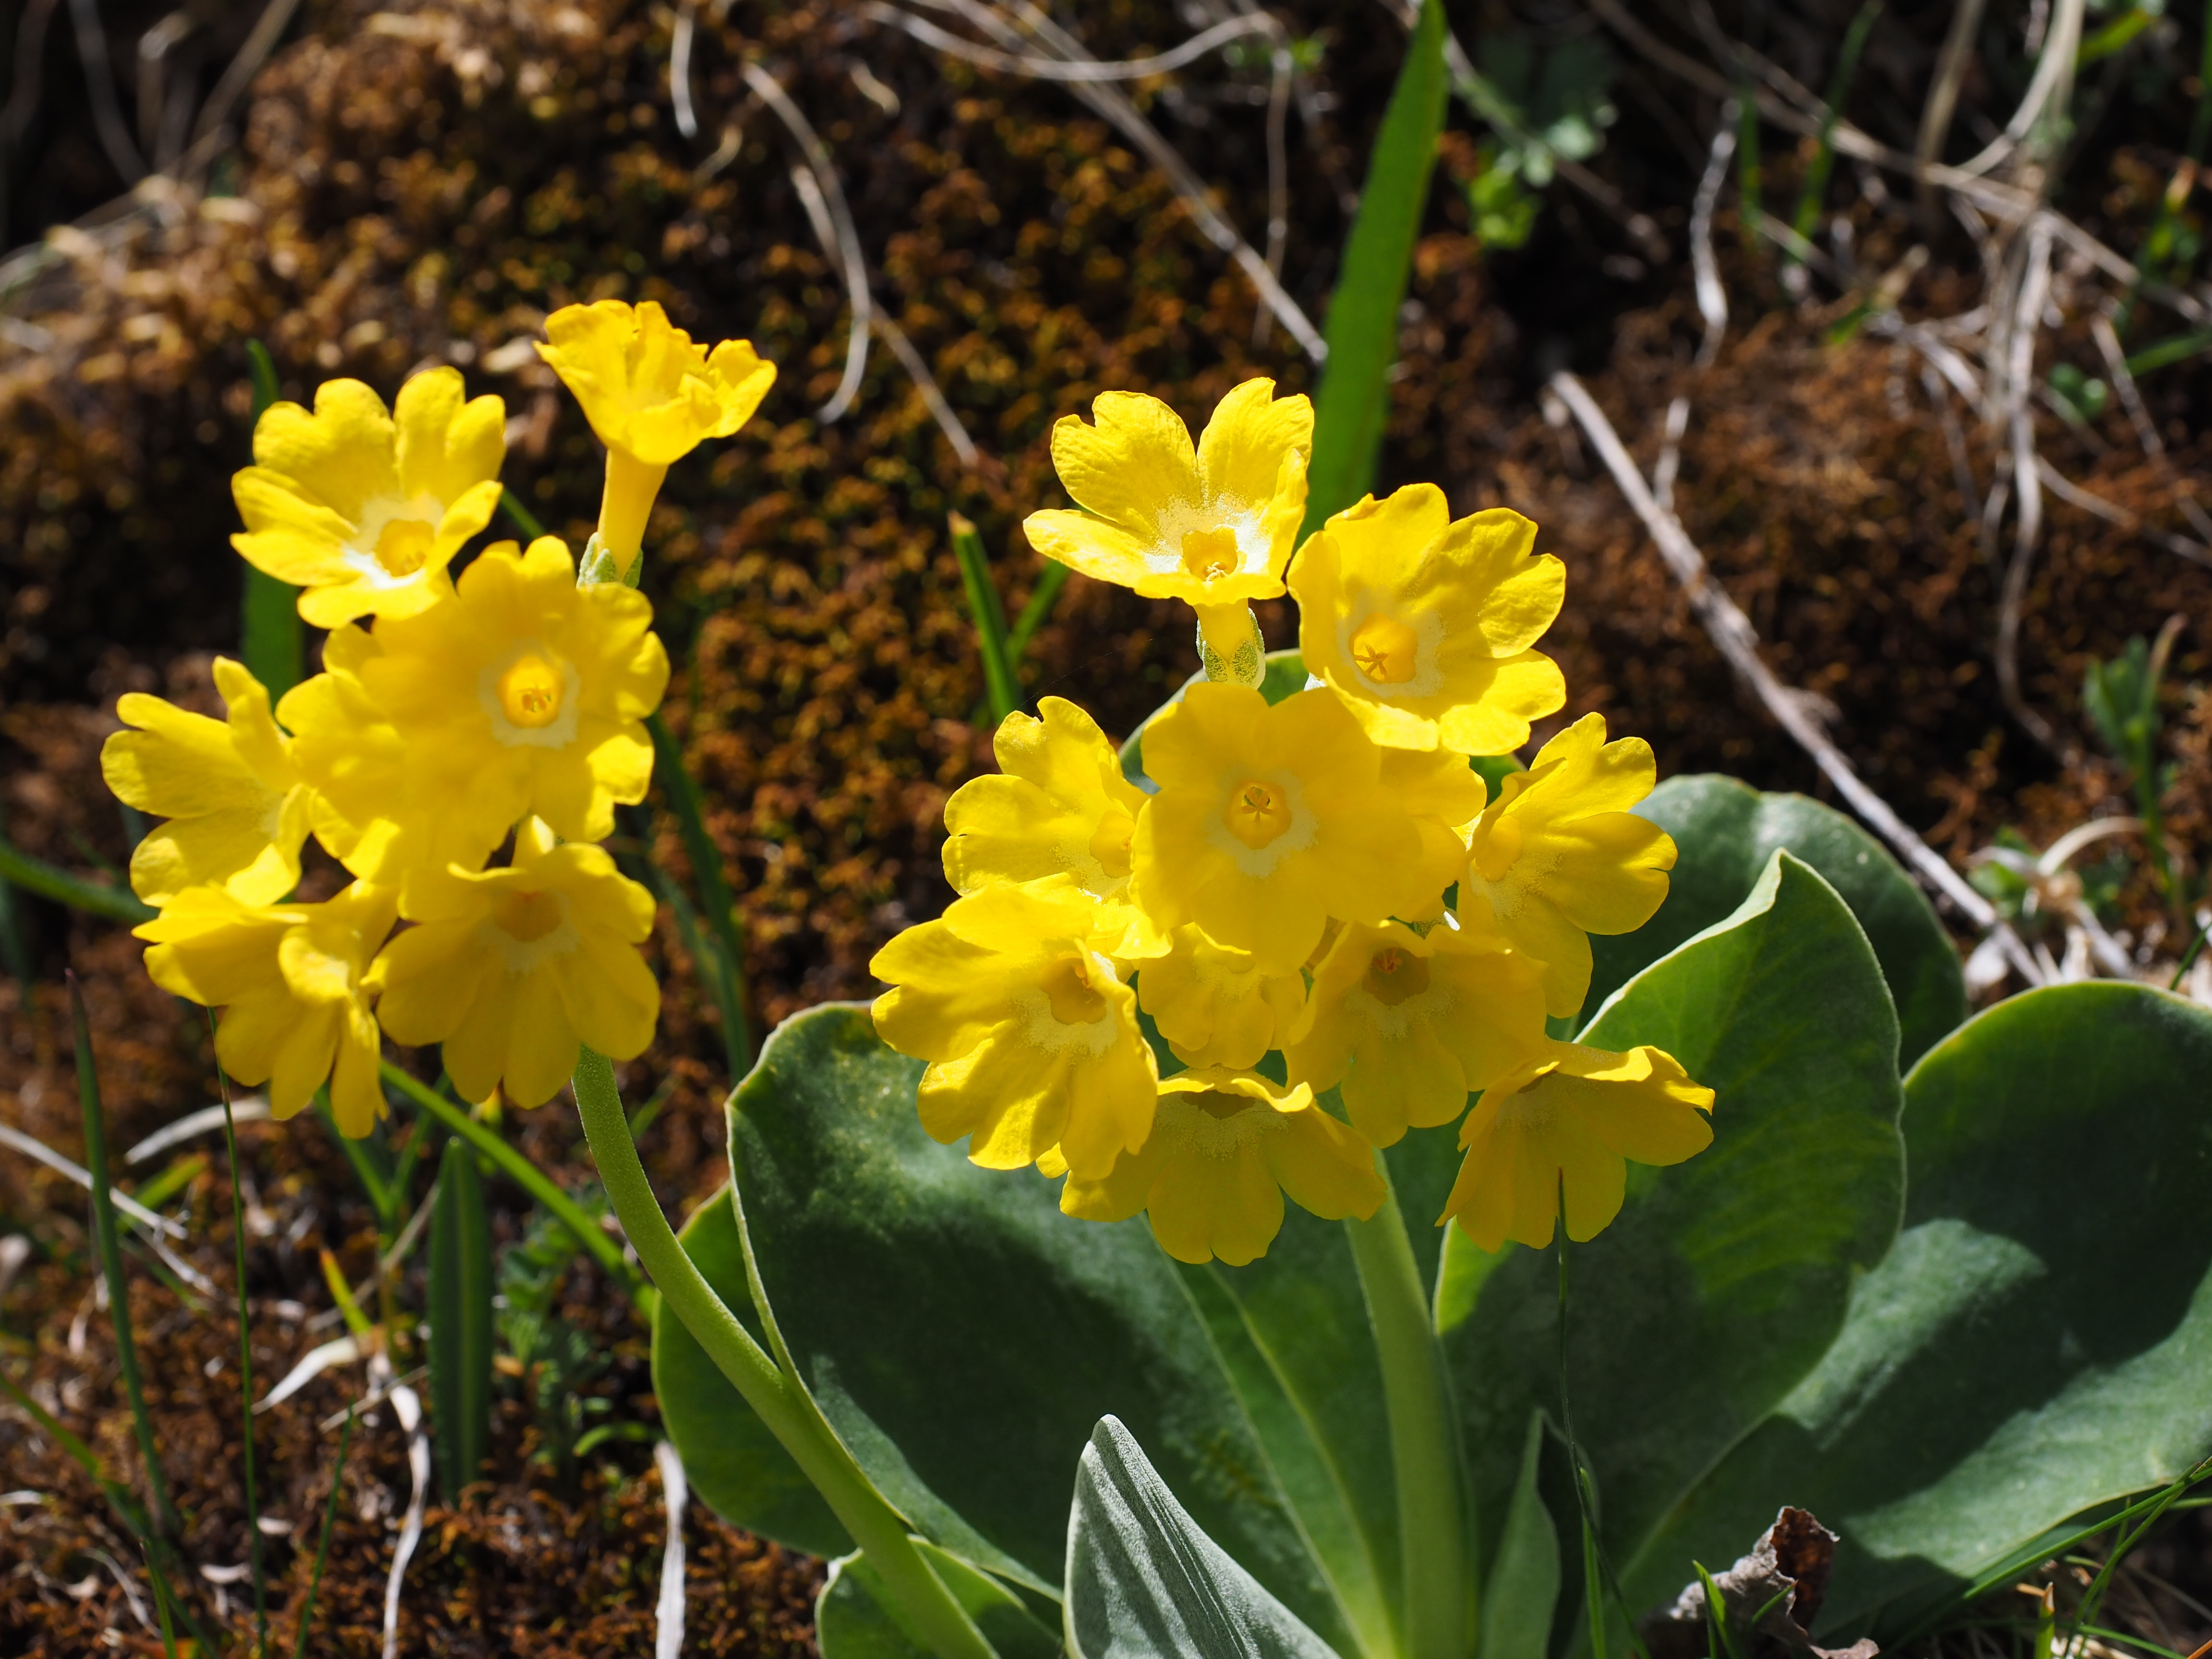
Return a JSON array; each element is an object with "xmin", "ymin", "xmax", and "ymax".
[
  {"xmin": 1456, "ymin": 713, "xmax": 1676, "ymax": 1018},
  {"xmin": 1057, "ymin": 1068, "xmax": 1384, "ymax": 1265},
  {"xmin": 1291, "ymin": 484, "xmax": 1566, "ymax": 754},
  {"xmin": 870, "ymin": 884, "xmax": 1157, "ymax": 1179},
  {"xmin": 1129, "ymin": 684, "xmax": 1422, "ymax": 973},
  {"xmin": 537, "ymin": 300, "xmax": 776, "ymax": 563},
  {"xmin": 1379, "ymin": 745, "xmax": 1492, "ymax": 922},
  {"xmin": 1285, "ymin": 918, "xmax": 1547, "ymax": 1146},
  {"xmin": 369, "ymin": 819, "xmax": 659, "ymax": 1109},
  {"xmin": 1022, "ymin": 379, "xmax": 1311, "ymax": 664},
  {"xmin": 943, "ymin": 697, "xmax": 1149, "ymax": 904},
  {"xmin": 1134, "ymin": 925, "xmax": 1308, "ymax": 1071},
  {"xmin": 1440, "ymin": 1039, "xmax": 1713, "ymax": 1250},
  {"xmin": 282, "ymin": 536, "xmax": 669, "ymax": 886},
  {"xmin": 100, "ymin": 658, "xmax": 313, "ymax": 905},
  {"xmin": 136, "ymin": 881, "xmax": 398, "ymax": 1137},
  {"xmin": 231, "ymin": 370, "xmax": 505, "ymax": 627}
]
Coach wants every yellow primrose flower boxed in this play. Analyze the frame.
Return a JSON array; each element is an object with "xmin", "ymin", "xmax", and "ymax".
[
  {"xmin": 1134, "ymin": 925, "xmax": 1308, "ymax": 1071},
  {"xmin": 1379, "ymin": 745, "xmax": 1492, "ymax": 922},
  {"xmin": 231, "ymin": 370, "xmax": 505, "ymax": 627},
  {"xmin": 283, "ymin": 536, "xmax": 668, "ymax": 886},
  {"xmin": 870, "ymin": 883, "xmax": 1157, "ymax": 1180},
  {"xmin": 1022, "ymin": 379, "xmax": 1312, "ymax": 667},
  {"xmin": 1456, "ymin": 712, "xmax": 1676, "ymax": 1018},
  {"xmin": 1440, "ymin": 1039, "xmax": 1713, "ymax": 1250},
  {"xmin": 1056, "ymin": 1068, "xmax": 1384, "ymax": 1266},
  {"xmin": 1291, "ymin": 484, "xmax": 1566, "ymax": 754},
  {"xmin": 370, "ymin": 819, "xmax": 659, "ymax": 1110},
  {"xmin": 537, "ymin": 300, "xmax": 776, "ymax": 564},
  {"xmin": 1129, "ymin": 684, "xmax": 1422, "ymax": 974},
  {"xmin": 943, "ymin": 696, "xmax": 1150, "ymax": 906},
  {"xmin": 101, "ymin": 658, "xmax": 313, "ymax": 905},
  {"xmin": 1285, "ymin": 918, "xmax": 1548, "ymax": 1147},
  {"xmin": 136, "ymin": 881, "xmax": 398, "ymax": 1137}
]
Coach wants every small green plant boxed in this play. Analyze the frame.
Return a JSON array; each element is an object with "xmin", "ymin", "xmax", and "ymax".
[
  {"xmin": 2082, "ymin": 619, "xmax": 2184, "ymax": 902},
  {"xmin": 497, "ymin": 1189, "xmax": 643, "ymax": 1478}
]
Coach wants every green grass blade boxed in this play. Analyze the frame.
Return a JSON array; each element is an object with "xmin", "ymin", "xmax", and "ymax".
[
  {"xmin": 139, "ymin": 1539, "xmax": 179, "ymax": 1659},
  {"xmin": 1735, "ymin": 84, "xmax": 1764, "ymax": 258},
  {"xmin": 2125, "ymin": 327, "xmax": 2212, "ymax": 376},
  {"xmin": 645, "ymin": 713, "xmax": 753, "ymax": 1068},
  {"xmin": 2172, "ymin": 921, "xmax": 2209, "ymax": 989},
  {"xmin": 1301, "ymin": 0, "xmax": 1448, "ymax": 535},
  {"xmin": 240, "ymin": 341, "xmax": 304, "ymax": 698},
  {"xmin": 0, "ymin": 834, "xmax": 154, "ymax": 925},
  {"xmin": 1005, "ymin": 560, "xmax": 1071, "ymax": 660},
  {"xmin": 69, "ymin": 973, "xmax": 179, "ymax": 1539},
  {"xmin": 645, "ymin": 858, "xmax": 747, "ymax": 1080},
  {"xmin": 0, "ymin": 861, "xmax": 31, "ymax": 987},
  {"xmin": 1787, "ymin": 3, "xmax": 1881, "ymax": 262},
  {"xmin": 429, "ymin": 1137, "xmax": 494, "ymax": 1502},
  {"xmin": 501, "ymin": 486, "xmax": 549, "ymax": 541},
  {"xmin": 950, "ymin": 512, "xmax": 1021, "ymax": 723},
  {"xmin": 293, "ymin": 1404, "xmax": 354, "ymax": 1659},
  {"xmin": 209, "ymin": 1027, "xmax": 268, "ymax": 1653}
]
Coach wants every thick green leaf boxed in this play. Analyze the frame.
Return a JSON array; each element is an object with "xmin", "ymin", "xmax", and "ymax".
[
  {"xmin": 818, "ymin": 1541, "xmax": 1060, "ymax": 1659},
  {"xmin": 429, "ymin": 1137, "xmax": 494, "ymax": 1502},
  {"xmin": 1583, "ymin": 775, "xmax": 1967, "ymax": 1069},
  {"xmin": 1477, "ymin": 1413, "xmax": 1561, "ymax": 1659},
  {"xmin": 1637, "ymin": 981, "xmax": 2212, "ymax": 1638},
  {"xmin": 1119, "ymin": 649, "xmax": 1309, "ymax": 785},
  {"xmin": 1066, "ymin": 1416, "xmax": 1340, "ymax": 1659},
  {"xmin": 1302, "ymin": 0, "xmax": 1449, "ymax": 534},
  {"xmin": 1439, "ymin": 853, "xmax": 1906, "ymax": 1597},
  {"xmin": 651, "ymin": 1003, "xmax": 1378, "ymax": 1656}
]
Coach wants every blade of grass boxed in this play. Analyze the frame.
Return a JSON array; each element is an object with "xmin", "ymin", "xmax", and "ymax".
[
  {"xmin": 950, "ymin": 512, "xmax": 1021, "ymax": 724},
  {"xmin": 1005, "ymin": 560, "xmax": 1071, "ymax": 660},
  {"xmin": 2171, "ymin": 920, "xmax": 2209, "ymax": 989},
  {"xmin": 643, "ymin": 856, "xmax": 747, "ymax": 1081},
  {"xmin": 318, "ymin": 1248, "xmax": 378, "ymax": 1343},
  {"xmin": 293, "ymin": 1404, "xmax": 354, "ymax": 1659},
  {"xmin": 1694, "ymin": 1561, "xmax": 1740, "ymax": 1659},
  {"xmin": 318, "ymin": 1095, "xmax": 395, "ymax": 1228},
  {"xmin": 1735, "ymin": 73, "xmax": 1764, "ymax": 259},
  {"xmin": 2117, "ymin": 0, "xmax": 2212, "ymax": 333},
  {"xmin": 241, "ymin": 341, "xmax": 304, "ymax": 698},
  {"xmin": 1786, "ymin": 2, "xmax": 1881, "ymax": 264},
  {"xmin": 207, "ymin": 1022, "xmax": 268, "ymax": 1655},
  {"xmin": 0, "ymin": 857, "xmax": 31, "ymax": 988},
  {"xmin": 2124, "ymin": 327, "xmax": 2212, "ymax": 377},
  {"xmin": 378, "ymin": 1061, "xmax": 647, "ymax": 1306},
  {"xmin": 1301, "ymin": 0, "xmax": 1448, "ymax": 535},
  {"xmin": 69, "ymin": 973, "xmax": 179, "ymax": 1539},
  {"xmin": 428, "ymin": 1137, "xmax": 494, "ymax": 1502},
  {"xmin": 501, "ymin": 487, "xmax": 549, "ymax": 541},
  {"xmin": 138, "ymin": 1539, "xmax": 179, "ymax": 1659},
  {"xmin": 645, "ymin": 713, "xmax": 753, "ymax": 1068},
  {"xmin": 0, "ymin": 834, "xmax": 155, "ymax": 925}
]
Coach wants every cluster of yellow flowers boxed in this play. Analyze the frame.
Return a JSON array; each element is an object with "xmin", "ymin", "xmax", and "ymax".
[
  {"xmin": 871, "ymin": 381, "xmax": 1715, "ymax": 1264},
  {"xmin": 103, "ymin": 302, "xmax": 773, "ymax": 1135}
]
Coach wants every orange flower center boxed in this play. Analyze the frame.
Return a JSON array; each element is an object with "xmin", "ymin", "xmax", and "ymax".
[
  {"xmin": 1226, "ymin": 780, "xmax": 1292, "ymax": 849},
  {"xmin": 1363, "ymin": 945, "xmax": 1431, "ymax": 1005},
  {"xmin": 1041, "ymin": 953, "xmax": 1110, "ymax": 1025},
  {"xmin": 497, "ymin": 654, "xmax": 565, "ymax": 729},
  {"xmin": 372, "ymin": 518, "xmax": 436, "ymax": 578},
  {"xmin": 1180, "ymin": 527, "xmax": 1241, "ymax": 582},
  {"xmin": 492, "ymin": 888, "xmax": 565, "ymax": 943},
  {"xmin": 1349, "ymin": 612, "xmax": 1420, "ymax": 685}
]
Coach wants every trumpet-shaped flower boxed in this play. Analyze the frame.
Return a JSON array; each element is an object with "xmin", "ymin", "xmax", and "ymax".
[
  {"xmin": 1135, "ymin": 925, "xmax": 1308, "ymax": 1071},
  {"xmin": 1130, "ymin": 685, "xmax": 1421, "ymax": 973},
  {"xmin": 1286, "ymin": 918, "xmax": 1548, "ymax": 1146},
  {"xmin": 282, "ymin": 536, "xmax": 668, "ymax": 886},
  {"xmin": 231, "ymin": 370, "xmax": 506, "ymax": 627},
  {"xmin": 1456, "ymin": 713, "xmax": 1676, "ymax": 1017},
  {"xmin": 870, "ymin": 884, "xmax": 1157, "ymax": 1179},
  {"xmin": 537, "ymin": 299, "xmax": 776, "ymax": 561},
  {"xmin": 137, "ymin": 881, "xmax": 398, "ymax": 1137},
  {"xmin": 101, "ymin": 658, "xmax": 313, "ymax": 905},
  {"xmin": 943, "ymin": 697, "xmax": 1150, "ymax": 907},
  {"xmin": 1022, "ymin": 380, "xmax": 1311, "ymax": 663},
  {"xmin": 370, "ymin": 819, "xmax": 659, "ymax": 1109},
  {"xmin": 1292, "ymin": 485, "xmax": 1565, "ymax": 754},
  {"xmin": 1441, "ymin": 1038, "xmax": 1713, "ymax": 1250},
  {"xmin": 1057, "ymin": 1069, "xmax": 1384, "ymax": 1265}
]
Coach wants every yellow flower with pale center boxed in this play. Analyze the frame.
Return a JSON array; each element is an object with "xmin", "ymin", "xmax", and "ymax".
[
  {"xmin": 100, "ymin": 658, "xmax": 313, "ymax": 905},
  {"xmin": 281, "ymin": 536, "xmax": 668, "ymax": 887},
  {"xmin": 870, "ymin": 884, "xmax": 1157, "ymax": 1179},
  {"xmin": 1056, "ymin": 1068, "xmax": 1384, "ymax": 1266},
  {"xmin": 369, "ymin": 819, "xmax": 659, "ymax": 1109},
  {"xmin": 1456, "ymin": 712, "xmax": 1676, "ymax": 1018},
  {"xmin": 231, "ymin": 370, "xmax": 505, "ymax": 627},
  {"xmin": 537, "ymin": 299, "xmax": 776, "ymax": 563},
  {"xmin": 1378, "ymin": 745, "xmax": 1492, "ymax": 922},
  {"xmin": 1022, "ymin": 379, "xmax": 1311, "ymax": 664},
  {"xmin": 1291, "ymin": 484, "xmax": 1566, "ymax": 754},
  {"xmin": 1285, "ymin": 918, "xmax": 1548, "ymax": 1146},
  {"xmin": 1441, "ymin": 1039, "xmax": 1713, "ymax": 1250},
  {"xmin": 1135, "ymin": 925, "xmax": 1308, "ymax": 1071},
  {"xmin": 136, "ymin": 881, "xmax": 398, "ymax": 1137},
  {"xmin": 1129, "ymin": 684, "xmax": 1422, "ymax": 974}
]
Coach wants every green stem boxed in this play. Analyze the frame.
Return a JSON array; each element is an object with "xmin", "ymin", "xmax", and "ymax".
[
  {"xmin": 570, "ymin": 1047, "xmax": 999, "ymax": 1659},
  {"xmin": 0, "ymin": 836, "xmax": 153, "ymax": 925},
  {"xmin": 1345, "ymin": 1179, "xmax": 1468, "ymax": 1659},
  {"xmin": 209, "ymin": 1027, "xmax": 267, "ymax": 1655},
  {"xmin": 293, "ymin": 1405, "xmax": 353, "ymax": 1659},
  {"xmin": 950, "ymin": 513, "xmax": 1021, "ymax": 724},
  {"xmin": 377, "ymin": 1061, "xmax": 646, "ymax": 1307}
]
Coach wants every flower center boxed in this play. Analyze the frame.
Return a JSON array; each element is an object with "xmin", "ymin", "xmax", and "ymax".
[
  {"xmin": 1472, "ymin": 813, "xmax": 1526, "ymax": 884},
  {"xmin": 1349, "ymin": 612, "xmax": 1421, "ymax": 685},
  {"xmin": 496, "ymin": 654, "xmax": 566, "ymax": 729},
  {"xmin": 1363, "ymin": 946, "xmax": 1431, "ymax": 1006},
  {"xmin": 372, "ymin": 518, "xmax": 436, "ymax": 578},
  {"xmin": 1180, "ymin": 527, "xmax": 1241, "ymax": 582},
  {"xmin": 492, "ymin": 888, "xmax": 566, "ymax": 944},
  {"xmin": 1089, "ymin": 806, "xmax": 1136, "ymax": 880},
  {"xmin": 1040, "ymin": 953, "xmax": 1109, "ymax": 1025},
  {"xmin": 1226, "ymin": 781, "xmax": 1292, "ymax": 849}
]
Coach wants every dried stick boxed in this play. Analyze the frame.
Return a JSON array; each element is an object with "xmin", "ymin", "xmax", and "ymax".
[
  {"xmin": 2090, "ymin": 311, "xmax": 2212, "ymax": 546},
  {"xmin": 1949, "ymin": 0, "xmax": 2084, "ymax": 180},
  {"xmin": 1690, "ymin": 107, "xmax": 1736, "ymax": 364},
  {"xmin": 671, "ymin": 0, "xmax": 699, "ymax": 140},
  {"xmin": 1253, "ymin": 32, "xmax": 1291, "ymax": 347},
  {"xmin": 1996, "ymin": 222, "xmax": 2064, "ymax": 756},
  {"xmin": 1914, "ymin": 0, "xmax": 1990, "ymax": 220},
  {"xmin": 65, "ymin": 0, "xmax": 144, "ymax": 183},
  {"xmin": 862, "ymin": 5, "xmax": 1275, "ymax": 81},
  {"xmin": 1546, "ymin": 370, "xmax": 2041, "ymax": 981},
  {"xmin": 187, "ymin": 0, "xmax": 303, "ymax": 157}
]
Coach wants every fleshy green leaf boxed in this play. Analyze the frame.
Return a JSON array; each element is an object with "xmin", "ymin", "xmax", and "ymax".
[
  {"xmin": 1440, "ymin": 853, "xmax": 1906, "ymax": 1600},
  {"xmin": 1636, "ymin": 980, "xmax": 2212, "ymax": 1639},
  {"xmin": 1478, "ymin": 1413, "xmax": 1562, "ymax": 1659},
  {"xmin": 1583, "ymin": 774, "xmax": 1967, "ymax": 1069},
  {"xmin": 1066, "ymin": 1416, "xmax": 1340, "ymax": 1659},
  {"xmin": 817, "ymin": 1541, "xmax": 1060, "ymax": 1659},
  {"xmin": 429, "ymin": 1137, "xmax": 493, "ymax": 1503}
]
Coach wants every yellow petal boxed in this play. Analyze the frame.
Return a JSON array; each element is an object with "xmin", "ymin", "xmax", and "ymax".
[
  {"xmin": 1047, "ymin": 390, "xmax": 1199, "ymax": 539},
  {"xmin": 249, "ymin": 379, "xmax": 399, "ymax": 520},
  {"xmin": 393, "ymin": 366, "xmax": 506, "ymax": 505},
  {"xmin": 1193, "ymin": 378, "xmax": 1313, "ymax": 511},
  {"xmin": 1265, "ymin": 1107, "xmax": 1385, "ymax": 1224}
]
